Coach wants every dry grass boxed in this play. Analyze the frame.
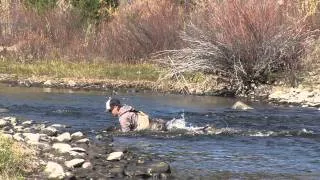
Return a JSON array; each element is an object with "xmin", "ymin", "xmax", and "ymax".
[
  {"xmin": 0, "ymin": 59, "xmax": 160, "ymax": 81},
  {"xmin": 0, "ymin": 134, "xmax": 37, "ymax": 179}
]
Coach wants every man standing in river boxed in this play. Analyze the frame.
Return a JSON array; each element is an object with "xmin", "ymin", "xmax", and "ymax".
[{"xmin": 106, "ymin": 97, "xmax": 166, "ymax": 132}]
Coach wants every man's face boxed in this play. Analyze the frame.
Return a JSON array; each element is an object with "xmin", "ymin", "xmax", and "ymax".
[{"xmin": 110, "ymin": 105, "xmax": 119, "ymax": 117}]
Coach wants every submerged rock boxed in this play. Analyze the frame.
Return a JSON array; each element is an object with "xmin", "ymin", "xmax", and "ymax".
[
  {"xmin": 231, "ymin": 101, "xmax": 254, "ymax": 110},
  {"xmin": 0, "ymin": 108, "xmax": 9, "ymax": 113},
  {"xmin": 124, "ymin": 161, "xmax": 171, "ymax": 177}
]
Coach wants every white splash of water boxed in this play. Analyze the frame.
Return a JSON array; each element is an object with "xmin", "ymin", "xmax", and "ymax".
[
  {"xmin": 250, "ymin": 131, "xmax": 274, "ymax": 137},
  {"xmin": 165, "ymin": 112, "xmax": 235, "ymax": 135}
]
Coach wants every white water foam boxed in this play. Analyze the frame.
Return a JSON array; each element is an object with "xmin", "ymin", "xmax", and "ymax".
[{"xmin": 165, "ymin": 113, "xmax": 236, "ymax": 135}]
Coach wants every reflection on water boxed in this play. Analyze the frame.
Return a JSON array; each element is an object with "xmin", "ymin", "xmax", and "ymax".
[{"xmin": 1, "ymin": 83, "xmax": 320, "ymax": 178}]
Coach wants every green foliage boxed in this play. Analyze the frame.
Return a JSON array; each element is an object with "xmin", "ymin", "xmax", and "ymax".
[
  {"xmin": 24, "ymin": 0, "xmax": 57, "ymax": 13},
  {"xmin": 71, "ymin": 0, "xmax": 119, "ymax": 22}
]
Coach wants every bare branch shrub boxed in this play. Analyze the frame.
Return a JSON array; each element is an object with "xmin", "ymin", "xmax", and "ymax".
[
  {"xmin": 156, "ymin": 0, "xmax": 319, "ymax": 94},
  {"xmin": 95, "ymin": 0, "xmax": 185, "ymax": 63}
]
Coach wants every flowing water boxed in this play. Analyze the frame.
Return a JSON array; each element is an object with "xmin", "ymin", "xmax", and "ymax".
[{"xmin": 0, "ymin": 84, "xmax": 319, "ymax": 179}]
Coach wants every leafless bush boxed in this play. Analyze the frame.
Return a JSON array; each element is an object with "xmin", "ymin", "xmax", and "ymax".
[
  {"xmin": 95, "ymin": 0, "xmax": 185, "ymax": 63},
  {"xmin": 156, "ymin": 0, "xmax": 319, "ymax": 94}
]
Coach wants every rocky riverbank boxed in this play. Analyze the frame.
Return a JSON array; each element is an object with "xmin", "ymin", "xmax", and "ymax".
[{"xmin": 0, "ymin": 115, "xmax": 171, "ymax": 179}]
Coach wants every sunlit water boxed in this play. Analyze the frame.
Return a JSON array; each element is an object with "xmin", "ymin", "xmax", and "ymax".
[{"xmin": 0, "ymin": 84, "xmax": 319, "ymax": 179}]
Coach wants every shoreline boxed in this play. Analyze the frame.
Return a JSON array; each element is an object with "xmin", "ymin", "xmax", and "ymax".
[
  {"xmin": 1, "ymin": 73, "xmax": 320, "ymax": 108},
  {"xmin": 0, "ymin": 115, "xmax": 172, "ymax": 179}
]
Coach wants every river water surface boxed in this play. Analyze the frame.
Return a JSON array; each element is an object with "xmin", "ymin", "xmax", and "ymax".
[{"xmin": 0, "ymin": 84, "xmax": 319, "ymax": 179}]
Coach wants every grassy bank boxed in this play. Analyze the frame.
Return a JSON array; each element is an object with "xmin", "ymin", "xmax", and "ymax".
[
  {"xmin": 0, "ymin": 134, "xmax": 36, "ymax": 179},
  {"xmin": 0, "ymin": 59, "xmax": 160, "ymax": 81}
]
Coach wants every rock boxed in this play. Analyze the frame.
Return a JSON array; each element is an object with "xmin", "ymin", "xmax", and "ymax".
[
  {"xmin": 56, "ymin": 132, "xmax": 71, "ymax": 142},
  {"xmin": 44, "ymin": 161, "xmax": 65, "ymax": 179},
  {"xmin": 95, "ymin": 135, "xmax": 102, "ymax": 140},
  {"xmin": 0, "ymin": 119, "xmax": 9, "ymax": 128},
  {"xmin": 68, "ymin": 80, "xmax": 76, "ymax": 87},
  {"xmin": 71, "ymin": 131, "xmax": 84, "ymax": 140},
  {"xmin": 65, "ymin": 158, "xmax": 85, "ymax": 168},
  {"xmin": 13, "ymin": 133, "xmax": 24, "ymax": 141},
  {"xmin": 82, "ymin": 162, "xmax": 92, "ymax": 169},
  {"xmin": 124, "ymin": 161, "xmax": 170, "ymax": 177},
  {"xmin": 39, "ymin": 134, "xmax": 50, "ymax": 142},
  {"xmin": 51, "ymin": 124, "xmax": 67, "ymax": 128},
  {"xmin": 14, "ymin": 125, "xmax": 24, "ymax": 132},
  {"xmin": 107, "ymin": 152, "xmax": 123, "ymax": 161},
  {"xmin": 8, "ymin": 117, "xmax": 17, "ymax": 125},
  {"xmin": 22, "ymin": 120, "xmax": 33, "ymax": 127},
  {"xmin": 42, "ymin": 126, "xmax": 58, "ymax": 136},
  {"xmin": 44, "ymin": 80, "xmax": 52, "ymax": 86},
  {"xmin": 147, "ymin": 161, "xmax": 171, "ymax": 174},
  {"xmin": 52, "ymin": 143, "xmax": 72, "ymax": 153},
  {"xmin": 32, "ymin": 124, "xmax": 46, "ymax": 131},
  {"xmin": 23, "ymin": 127, "xmax": 32, "ymax": 133},
  {"xmin": 69, "ymin": 151, "xmax": 86, "ymax": 157},
  {"xmin": 2, "ymin": 126, "xmax": 11, "ymax": 131},
  {"xmin": 231, "ymin": 101, "xmax": 254, "ymax": 110},
  {"xmin": 0, "ymin": 108, "xmax": 9, "ymax": 113},
  {"xmin": 75, "ymin": 138, "xmax": 89, "ymax": 144},
  {"xmin": 70, "ymin": 147, "xmax": 86, "ymax": 153},
  {"xmin": 23, "ymin": 133, "xmax": 40, "ymax": 143}
]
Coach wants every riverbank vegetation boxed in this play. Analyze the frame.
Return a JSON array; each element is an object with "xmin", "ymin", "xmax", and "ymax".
[
  {"xmin": 0, "ymin": 134, "xmax": 37, "ymax": 179},
  {"xmin": 0, "ymin": 0, "xmax": 320, "ymax": 95}
]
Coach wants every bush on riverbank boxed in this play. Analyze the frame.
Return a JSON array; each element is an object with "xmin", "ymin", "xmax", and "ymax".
[
  {"xmin": 156, "ymin": 0, "xmax": 320, "ymax": 95},
  {"xmin": 0, "ymin": 134, "xmax": 37, "ymax": 179},
  {"xmin": 0, "ymin": 0, "xmax": 184, "ymax": 62}
]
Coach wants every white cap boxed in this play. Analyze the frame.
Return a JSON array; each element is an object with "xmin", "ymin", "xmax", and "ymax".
[{"xmin": 106, "ymin": 97, "xmax": 111, "ymax": 111}]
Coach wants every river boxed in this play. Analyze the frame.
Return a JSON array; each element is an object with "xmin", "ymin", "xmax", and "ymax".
[{"xmin": 0, "ymin": 83, "xmax": 319, "ymax": 179}]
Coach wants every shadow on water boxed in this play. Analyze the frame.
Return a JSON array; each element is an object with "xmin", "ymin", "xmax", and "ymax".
[{"xmin": 1, "ymin": 83, "xmax": 320, "ymax": 178}]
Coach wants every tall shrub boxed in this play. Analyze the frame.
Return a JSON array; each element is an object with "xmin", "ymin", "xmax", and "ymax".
[
  {"xmin": 94, "ymin": 0, "xmax": 185, "ymax": 62},
  {"xmin": 157, "ymin": 0, "xmax": 319, "ymax": 94}
]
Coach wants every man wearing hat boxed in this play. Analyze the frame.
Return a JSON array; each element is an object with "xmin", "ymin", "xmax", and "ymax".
[{"xmin": 106, "ymin": 97, "xmax": 166, "ymax": 132}]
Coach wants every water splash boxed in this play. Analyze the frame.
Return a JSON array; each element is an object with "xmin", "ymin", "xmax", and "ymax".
[{"xmin": 165, "ymin": 112, "xmax": 234, "ymax": 135}]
